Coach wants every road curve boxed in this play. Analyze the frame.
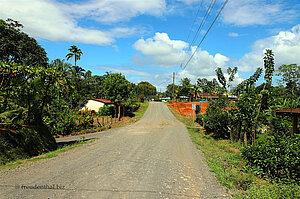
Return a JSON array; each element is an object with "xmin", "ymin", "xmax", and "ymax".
[{"xmin": 0, "ymin": 102, "xmax": 229, "ymax": 198}]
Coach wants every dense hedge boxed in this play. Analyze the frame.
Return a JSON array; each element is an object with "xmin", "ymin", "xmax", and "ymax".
[
  {"xmin": 199, "ymin": 100, "xmax": 229, "ymax": 139},
  {"xmin": 242, "ymin": 134, "xmax": 300, "ymax": 183},
  {"xmin": 0, "ymin": 124, "xmax": 57, "ymax": 165}
]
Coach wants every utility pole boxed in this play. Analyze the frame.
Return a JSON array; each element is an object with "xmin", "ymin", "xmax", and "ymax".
[{"xmin": 172, "ymin": 72, "xmax": 175, "ymax": 101}]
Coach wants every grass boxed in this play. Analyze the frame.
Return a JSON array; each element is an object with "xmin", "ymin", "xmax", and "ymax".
[
  {"xmin": 0, "ymin": 138, "xmax": 97, "ymax": 173},
  {"xmin": 168, "ymin": 106, "xmax": 300, "ymax": 199}
]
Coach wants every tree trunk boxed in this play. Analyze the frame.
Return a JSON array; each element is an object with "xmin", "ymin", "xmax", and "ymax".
[
  {"xmin": 252, "ymin": 129, "xmax": 256, "ymax": 145},
  {"xmin": 118, "ymin": 105, "xmax": 121, "ymax": 121},
  {"xmin": 244, "ymin": 132, "xmax": 247, "ymax": 146}
]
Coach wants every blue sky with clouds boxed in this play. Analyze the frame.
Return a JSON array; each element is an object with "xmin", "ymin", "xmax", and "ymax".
[{"xmin": 1, "ymin": 0, "xmax": 300, "ymax": 90}]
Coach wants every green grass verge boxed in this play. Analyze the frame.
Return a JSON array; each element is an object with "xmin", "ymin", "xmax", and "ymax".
[
  {"xmin": 133, "ymin": 101, "xmax": 149, "ymax": 118},
  {"xmin": 168, "ymin": 106, "xmax": 300, "ymax": 199},
  {"xmin": 0, "ymin": 138, "xmax": 97, "ymax": 172}
]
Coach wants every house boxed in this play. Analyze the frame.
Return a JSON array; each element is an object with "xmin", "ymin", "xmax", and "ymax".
[{"xmin": 82, "ymin": 98, "xmax": 114, "ymax": 112}]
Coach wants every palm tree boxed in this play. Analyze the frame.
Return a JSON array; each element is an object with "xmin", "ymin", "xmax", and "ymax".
[{"xmin": 65, "ymin": 45, "xmax": 83, "ymax": 67}]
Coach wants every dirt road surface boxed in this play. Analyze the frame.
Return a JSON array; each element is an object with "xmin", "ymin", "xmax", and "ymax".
[{"xmin": 0, "ymin": 102, "xmax": 230, "ymax": 198}]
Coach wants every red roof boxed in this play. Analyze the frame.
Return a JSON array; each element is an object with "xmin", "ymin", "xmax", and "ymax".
[
  {"xmin": 91, "ymin": 98, "xmax": 124, "ymax": 105},
  {"xmin": 92, "ymin": 98, "xmax": 113, "ymax": 104}
]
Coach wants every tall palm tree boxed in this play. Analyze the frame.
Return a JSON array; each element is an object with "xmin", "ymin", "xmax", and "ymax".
[{"xmin": 65, "ymin": 45, "xmax": 83, "ymax": 67}]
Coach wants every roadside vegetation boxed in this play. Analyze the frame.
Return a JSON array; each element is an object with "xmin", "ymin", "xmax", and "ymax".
[
  {"xmin": 170, "ymin": 107, "xmax": 299, "ymax": 199},
  {"xmin": 0, "ymin": 18, "xmax": 154, "ymax": 165},
  {"xmin": 169, "ymin": 49, "xmax": 299, "ymax": 198},
  {"xmin": 0, "ymin": 138, "xmax": 97, "ymax": 173}
]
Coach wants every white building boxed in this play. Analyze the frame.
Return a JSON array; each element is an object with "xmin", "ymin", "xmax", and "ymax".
[{"xmin": 82, "ymin": 98, "xmax": 114, "ymax": 112}]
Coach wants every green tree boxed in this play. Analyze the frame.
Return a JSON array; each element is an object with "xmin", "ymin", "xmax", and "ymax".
[
  {"xmin": 137, "ymin": 81, "xmax": 157, "ymax": 98},
  {"xmin": 215, "ymin": 66, "xmax": 237, "ymax": 94},
  {"xmin": 277, "ymin": 64, "xmax": 300, "ymax": 96},
  {"xmin": 178, "ymin": 77, "xmax": 192, "ymax": 98},
  {"xmin": 197, "ymin": 78, "xmax": 222, "ymax": 94},
  {"xmin": 102, "ymin": 72, "xmax": 131, "ymax": 103},
  {"xmin": 216, "ymin": 68, "xmax": 226, "ymax": 90},
  {"xmin": 65, "ymin": 45, "xmax": 83, "ymax": 67},
  {"xmin": 0, "ymin": 18, "xmax": 48, "ymax": 67},
  {"xmin": 166, "ymin": 83, "xmax": 179, "ymax": 98}
]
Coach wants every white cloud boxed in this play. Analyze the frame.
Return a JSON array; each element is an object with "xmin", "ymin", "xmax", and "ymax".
[
  {"xmin": 133, "ymin": 32, "xmax": 189, "ymax": 67},
  {"xmin": 236, "ymin": 24, "xmax": 300, "ymax": 72},
  {"xmin": 132, "ymin": 32, "xmax": 242, "ymax": 85},
  {"xmin": 228, "ymin": 32, "xmax": 239, "ymax": 37},
  {"xmin": 0, "ymin": 0, "xmax": 166, "ymax": 45},
  {"xmin": 222, "ymin": 0, "xmax": 298, "ymax": 26},
  {"xmin": 66, "ymin": 0, "xmax": 166, "ymax": 23}
]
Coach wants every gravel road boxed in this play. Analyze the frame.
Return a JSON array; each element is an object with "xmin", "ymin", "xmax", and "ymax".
[{"xmin": 0, "ymin": 102, "xmax": 230, "ymax": 198}]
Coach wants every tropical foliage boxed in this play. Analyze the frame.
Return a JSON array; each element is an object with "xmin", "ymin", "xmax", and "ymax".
[{"xmin": 0, "ymin": 18, "xmax": 155, "ymax": 164}]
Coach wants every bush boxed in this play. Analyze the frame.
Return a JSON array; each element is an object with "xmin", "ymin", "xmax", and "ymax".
[
  {"xmin": 242, "ymin": 134, "xmax": 300, "ymax": 183},
  {"xmin": 0, "ymin": 124, "xmax": 57, "ymax": 165},
  {"xmin": 77, "ymin": 108, "xmax": 94, "ymax": 129},
  {"xmin": 200, "ymin": 101, "xmax": 229, "ymax": 138},
  {"xmin": 124, "ymin": 101, "xmax": 140, "ymax": 116},
  {"xmin": 44, "ymin": 108, "xmax": 78, "ymax": 136},
  {"xmin": 195, "ymin": 113, "xmax": 204, "ymax": 126},
  {"xmin": 98, "ymin": 105, "xmax": 114, "ymax": 116},
  {"xmin": 245, "ymin": 180, "xmax": 300, "ymax": 199}
]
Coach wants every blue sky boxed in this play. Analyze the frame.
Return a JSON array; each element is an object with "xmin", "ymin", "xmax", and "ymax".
[{"xmin": 1, "ymin": 0, "xmax": 300, "ymax": 90}]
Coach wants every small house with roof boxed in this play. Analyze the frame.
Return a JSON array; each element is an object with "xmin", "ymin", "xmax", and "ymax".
[{"xmin": 82, "ymin": 98, "xmax": 114, "ymax": 112}]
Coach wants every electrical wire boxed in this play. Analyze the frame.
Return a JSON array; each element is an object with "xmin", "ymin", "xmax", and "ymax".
[
  {"xmin": 189, "ymin": 0, "xmax": 216, "ymax": 48},
  {"xmin": 185, "ymin": 0, "xmax": 204, "ymax": 45},
  {"xmin": 181, "ymin": 0, "xmax": 229, "ymax": 71},
  {"xmin": 179, "ymin": 0, "xmax": 216, "ymax": 69}
]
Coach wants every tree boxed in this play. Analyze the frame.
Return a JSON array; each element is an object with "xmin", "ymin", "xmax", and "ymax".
[
  {"xmin": 227, "ymin": 66, "xmax": 237, "ymax": 92},
  {"xmin": 0, "ymin": 18, "xmax": 48, "ymax": 67},
  {"xmin": 215, "ymin": 66, "xmax": 237, "ymax": 94},
  {"xmin": 232, "ymin": 67, "xmax": 262, "ymax": 96},
  {"xmin": 65, "ymin": 45, "xmax": 83, "ymax": 67},
  {"xmin": 216, "ymin": 68, "xmax": 226, "ymax": 90},
  {"xmin": 102, "ymin": 72, "xmax": 131, "ymax": 103},
  {"xmin": 166, "ymin": 83, "xmax": 179, "ymax": 98},
  {"xmin": 264, "ymin": 49, "xmax": 275, "ymax": 86},
  {"xmin": 197, "ymin": 78, "xmax": 222, "ymax": 94},
  {"xmin": 277, "ymin": 64, "xmax": 300, "ymax": 96},
  {"xmin": 137, "ymin": 81, "xmax": 156, "ymax": 98},
  {"xmin": 178, "ymin": 77, "xmax": 192, "ymax": 98}
]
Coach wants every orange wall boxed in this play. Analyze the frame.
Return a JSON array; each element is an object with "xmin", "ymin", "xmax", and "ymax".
[{"xmin": 168, "ymin": 101, "xmax": 209, "ymax": 116}]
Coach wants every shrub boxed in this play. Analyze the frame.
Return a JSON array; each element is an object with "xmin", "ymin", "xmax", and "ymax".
[
  {"xmin": 124, "ymin": 101, "xmax": 140, "ymax": 116},
  {"xmin": 98, "ymin": 105, "xmax": 114, "ymax": 116},
  {"xmin": 242, "ymin": 134, "xmax": 300, "ymax": 183},
  {"xmin": 245, "ymin": 180, "xmax": 300, "ymax": 199},
  {"xmin": 0, "ymin": 124, "xmax": 57, "ymax": 165},
  {"xmin": 195, "ymin": 113, "xmax": 205, "ymax": 126},
  {"xmin": 77, "ymin": 108, "xmax": 94, "ymax": 129},
  {"xmin": 201, "ymin": 101, "xmax": 229, "ymax": 138},
  {"xmin": 44, "ymin": 108, "xmax": 78, "ymax": 136}
]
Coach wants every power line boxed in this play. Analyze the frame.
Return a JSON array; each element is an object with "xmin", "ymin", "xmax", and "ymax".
[
  {"xmin": 185, "ymin": 0, "xmax": 204, "ymax": 44},
  {"xmin": 181, "ymin": 0, "xmax": 229, "ymax": 71},
  {"xmin": 179, "ymin": 0, "xmax": 216, "ymax": 71},
  {"xmin": 189, "ymin": 0, "xmax": 216, "ymax": 48},
  {"xmin": 157, "ymin": 74, "xmax": 173, "ymax": 86}
]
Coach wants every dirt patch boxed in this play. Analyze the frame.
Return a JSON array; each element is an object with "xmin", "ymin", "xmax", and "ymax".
[{"xmin": 229, "ymin": 147, "xmax": 240, "ymax": 153}]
